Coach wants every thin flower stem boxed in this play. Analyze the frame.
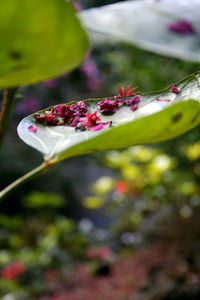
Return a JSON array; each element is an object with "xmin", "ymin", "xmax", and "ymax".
[
  {"xmin": 0, "ymin": 87, "xmax": 18, "ymax": 147},
  {"xmin": 0, "ymin": 160, "xmax": 55, "ymax": 199}
]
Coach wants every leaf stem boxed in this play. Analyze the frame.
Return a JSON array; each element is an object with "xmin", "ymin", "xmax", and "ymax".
[
  {"xmin": 0, "ymin": 87, "xmax": 18, "ymax": 147},
  {"xmin": 0, "ymin": 160, "xmax": 55, "ymax": 199}
]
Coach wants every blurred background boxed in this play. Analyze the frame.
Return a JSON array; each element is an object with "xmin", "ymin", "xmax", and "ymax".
[{"xmin": 1, "ymin": 0, "xmax": 200, "ymax": 299}]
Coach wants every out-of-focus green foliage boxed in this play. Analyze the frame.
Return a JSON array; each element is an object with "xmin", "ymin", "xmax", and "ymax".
[
  {"xmin": 0, "ymin": 190, "xmax": 112, "ymax": 298},
  {"xmin": 83, "ymin": 138, "xmax": 200, "ymax": 237},
  {"xmin": 0, "ymin": 0, "xmax": 88, "ymax": 88},
  {"xmin": 0, "ymin": 207, "xmax": 83, "ymax": 297},
  {"xmin": 23, "ymin": 191, "xmax": 65, "ymax": 208}
]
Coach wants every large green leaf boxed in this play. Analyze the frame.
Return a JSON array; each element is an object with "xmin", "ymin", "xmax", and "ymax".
[
  {"xmin": 0, "ymin": 0, "xmax": 88, "ymax": 88},
  {"xmin": 79, "ymin": 0, "xmax": 200, "ymax": 62},
  {"xmin": 17, "ymin": 72, "xmax": 200, "ymax": 163}
]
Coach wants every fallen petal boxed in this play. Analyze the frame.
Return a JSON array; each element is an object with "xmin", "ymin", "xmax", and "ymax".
[
  {"xmin": 170, "ymin": 85, "xmax": 179, "ymax": 93},
  {"xmin": 28, "ymin": 125, "xmax": 38, "ymax": 133},
  {"xmin": 156, "ymin": 98, "xmax": 171, "ymax": 102},
  {"xmin": 130, "ymin": 104, "xmax": 138, "ymax": 111},
  {"xmin": 167, "ymin": 19, "xmax": 195, "ymax": 35},
  {"xmin": 90, "ymin": 123, "xmax": 104, "ymax": 131},
  {"xmin": 90, "ymin": 122, "xmax": 110, "ymax": 131}
]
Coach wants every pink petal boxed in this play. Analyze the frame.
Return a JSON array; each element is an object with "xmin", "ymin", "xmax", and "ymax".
[
  {"xmin": 28, "ymin": 125, "xmax": 38, "ymax": 133},
  {"xmin": 130, "ymin": 104, "xmax": 138, "ymax": 111},
  {"xmin": 90, "ymin": 123, "xmax": 104, "ymax": 131},
  {"xmin": 170, "ymin": 85, "xmax": 179, "ymax": 93},
  {"xmin": 167, "ymin": 19, "xmax": 195, "ymax": 35},
  {"xmin": 90, "ymin": 122, "xmax": 110, "ymax": 131},
  {"xmin": 156, "ymin": 98, "xmax": 171, "ymax": 102}
]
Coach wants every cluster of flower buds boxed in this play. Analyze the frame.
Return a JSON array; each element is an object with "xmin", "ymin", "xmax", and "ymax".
[
  {"xmin": 35, "ymin": 100, "xmax": 87, "ymax": 127},
  {"xmin": 33, "ymin": 83, "xmax": 180, "ymax": 133},
  {"xmin": 34, "ymin": 86, "xmax": 141, "ymax": 132},
  {"xmin": 34, "ymin": 101, "xmax": 111, "ymax": 132},
  {"xmin": 97, "ymin": 85, "xmax": 140, "ymax": 114},
  {"xmin": 97, "ymin": 94, "xmax": 140, "ymax": 115}
]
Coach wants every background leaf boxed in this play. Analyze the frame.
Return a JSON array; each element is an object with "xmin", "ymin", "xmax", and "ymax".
[
  {"xmin": 79, "ymin": 0, "xmax": 200, "ymax": 62},
  {"xmin": 0, "ymin": 0, "xmax": 88, "ymax": 88},
  {"xmin": 17, "ymin": 72, "xmax": 200, "ymax": 162}
]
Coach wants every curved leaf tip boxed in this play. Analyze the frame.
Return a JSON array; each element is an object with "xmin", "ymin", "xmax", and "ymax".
[{"xmin": 79, "ymin": 0, "xmax": 200, "ymax": 62}]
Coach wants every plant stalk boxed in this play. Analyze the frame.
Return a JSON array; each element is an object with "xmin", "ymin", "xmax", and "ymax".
[
  {"xmin": 0, "ymin": 87, "xmax": 18, "ymax": 147},
  {"xmin": 0, "ymin": 160, "xmax": 55, "ymax": 199}
]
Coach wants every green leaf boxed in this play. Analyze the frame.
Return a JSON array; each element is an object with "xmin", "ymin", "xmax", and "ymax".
[
  {"xmin": 17, "ymin": 72, "xmax": 200, "ymax": 163},
  {"xmin": 0, "ymin": 0, "xmax": 88, "ymax": 88},
  {"xmin": 23, "ymin": 191, "xmax": 65, "ymax": 207},
  {"xmin": 79, "ymin": 0, "xmax": 200, "ymax": 62}
]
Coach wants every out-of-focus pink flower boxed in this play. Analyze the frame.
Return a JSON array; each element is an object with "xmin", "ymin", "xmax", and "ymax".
[
  {"xmin": 170, "ymin": 85, "xmax": 179, "ymax": 93},
  {"xmin": 115, "ymin": 180, "xmax": 129, "ymax": 194},
  {"xmin": 43, "ymin": 78, "xmax": 58, "ymax": 88},
  {"xmin": 72, "ymin": 0, "xmax": 82, "ymax": 11},
  {"xmin": 28, "ymin": 125, "xmax": 38, "ymax": 133},
  {"xmin": 167, "ymin": 19, "xmax": 195, "ymax": 35},
  {"xmin": 81, "ymin": 58, "xmax": 99, "ymax": 78},
  {"xmin": 75, "ymin": 263, "xmax": 89, "ymax": 278},
  {"xmin": 85, "ymin": 246, "xmax": 112, "ymax": 260},
  {"xmin": 81, "ymin": 55, "xmax": 102, "ymax": 91},
  {"xmin": 87, "ymin": 77, "xmax": 102, "ymax": 91},
  {"xmin": 1, "ymin": 261, "xmax": 25, "ymax": 279},
  {"xmin": 16, "ymin": 96, "xmax": 40, "ymax": 114},
  {"xmin": 45, "ymin": 268, "xmax": 58, "ymax": 282},
  {"xmin": 49, "ymin": 296, "xmax": 63, "ymax": 300}
]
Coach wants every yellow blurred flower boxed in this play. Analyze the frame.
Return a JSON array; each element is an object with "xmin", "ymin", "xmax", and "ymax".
[
  {"xmin": 122, "ymin": 164, "xmax": 141, "ymax": 180},
  {"xmin": 151, "ymin": 155, "xmax": 173, "ymax": 172},
  {"xmin": 91, "ymin": 176, "xmax": 114, "ymax": 195},
  {"xmin": 82, "ymin": 196, "xmax": 105, "ymax": 209},
  {"xmin": 177, "ymin": 181, "xmax": 198, "ymax": 196},
  {"xmin": 129, "ymin": 146, "xmax": 157, "ymax": 162},
  {"xmin": 185, "ymin": 142, "xmax": 200, "ymax": 160}
]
